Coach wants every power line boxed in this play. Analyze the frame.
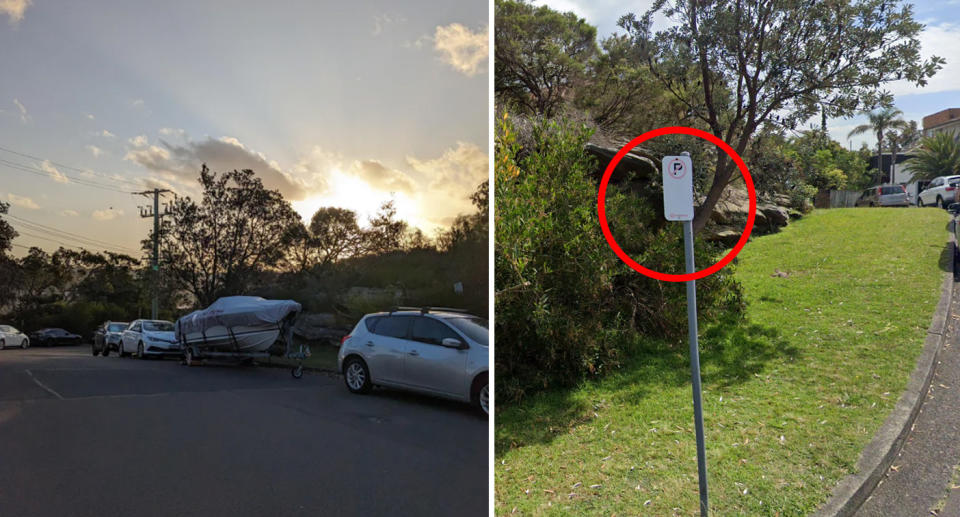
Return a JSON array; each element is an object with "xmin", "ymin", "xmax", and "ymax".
[
  {"xmin": 0, "ymin": 158, "xmax": 132, "ymax": 194},
  {"xmin": 7, "ymin": 215, "xmax": 141, "ymax": 254},
  {"xmin": 0, "ymin": 144, "xmax": 145, "ymax": 189}
]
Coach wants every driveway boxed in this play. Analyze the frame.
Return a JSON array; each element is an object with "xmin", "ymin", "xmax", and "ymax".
[{"xmin": 0, "ymin": 346, "xmax": 487, "ymax": 517}]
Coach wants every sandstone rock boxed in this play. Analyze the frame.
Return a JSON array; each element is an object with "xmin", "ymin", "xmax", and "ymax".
[{"xmin": 758, "ymin": 203, "xmax": 790, "ymax": 227}]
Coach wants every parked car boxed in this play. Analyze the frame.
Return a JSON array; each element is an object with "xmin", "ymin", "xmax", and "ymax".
[
  {"xmin": 0, "ymin": 325, "xmax": 29, "ymax": 349},
  {"xmin": 338, "ymin": 308, "xmax": 489, "ymax": 415},
  {"xmin": 918, "ymin": 175, "xmax": 960, "ymax": 207},
  {"xmin": 92, "ymin": 321, "xmax": 129, "ymax": 357},
  {"xmin": 29, "ymin": 328, "xmax": 82, "ymax": 347},
  {"xmin": 119, "ymin": 319, "xmax": 179, "ymax": 358},
  {"xmin": 854, "ymin": 185, "xmax": 910, "ymax": 207}
]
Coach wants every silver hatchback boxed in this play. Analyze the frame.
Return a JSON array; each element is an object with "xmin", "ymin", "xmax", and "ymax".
[{"xmin": 338, "ymin": 308, "xmax": 489, "ymax": 414}]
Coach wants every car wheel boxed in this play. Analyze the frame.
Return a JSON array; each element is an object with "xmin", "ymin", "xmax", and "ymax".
[
  {"xmin": 137, "ymin": 342, "xmax": 145, "ymax": 359},
  {"xmin": 21, "ymin": 338, "xmax": 28, "ymax": 349},
  {"xmin": 343, "ymin": 357, "xmax": 372, "ymax": 394},
  {"xmin": 938, "ymin": 196, "xmax": 945, "ymax": 208},
  {"xmin": 0, "ymin": 339, "xmax": 5, "ymax": 350},
  {"xmin": 918, "ymin": 197, "xmax": 925, "ymax": 207},
  {"xmin": 472, "ymin": 374, "xmax": 489, "ymax": 416},
  {"xmin": 92, "ymin": 345, "xmax": 100, "ymax": 356},
  {"xmin": 102, "ymin": 345, "xmax": 110, "ymax": 357}
]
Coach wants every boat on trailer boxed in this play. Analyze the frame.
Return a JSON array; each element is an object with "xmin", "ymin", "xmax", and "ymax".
[{"xmin": 175, "ymin": 296, "xmax": 310, "ymax": 377}]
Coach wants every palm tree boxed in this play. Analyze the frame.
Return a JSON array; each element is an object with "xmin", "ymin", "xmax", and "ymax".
[
  {"xmin": 848, "ymin": 107, "xmax": 908, "ymax": 184},
  {"xmin": 885, "ymin": 120, "xmax": 920, "ymax": 183},
  {"xmin": 907, "ymin": 132, "xmax": 960, "ymax": 183}
]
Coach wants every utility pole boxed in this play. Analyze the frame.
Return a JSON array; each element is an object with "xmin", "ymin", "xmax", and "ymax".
[{"xmin": 134, "ymin": 189, "xmax": 172, "ymax": 320}]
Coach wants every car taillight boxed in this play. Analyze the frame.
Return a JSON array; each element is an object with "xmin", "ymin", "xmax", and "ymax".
[
  {"xmin": 948, "ymin": 186, "xmax": 956, "ymax": 191},
  {"xmin": 340, "ymin": 334, "xmax": 351, "ymax": 346}
]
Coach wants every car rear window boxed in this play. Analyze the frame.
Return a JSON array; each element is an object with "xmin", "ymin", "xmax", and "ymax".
[
  {"xmin": 880, "ymin": 186, "xmax": 904, "ymax": 195},
  {"xmin": 372, "ymin": 316, "xmax": 412, "ymax": 339},
  {"xmin": 363, "ymin": 316, "xmax": 383, "ymax": 332},
  {"xmin": 108, "ymin": 323, "xmax": 128, "ymax": 332}
]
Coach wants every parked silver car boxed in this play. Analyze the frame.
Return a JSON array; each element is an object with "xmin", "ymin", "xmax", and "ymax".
[
  {"xmin": 854, "ymin": 185, "xmax": 909, "ymax": 207},
  {"xmin": 120, "ymin": 319, "xmax": 179, "ymax": 358},
  {"xmin": 0, "ymin": 325, "xmax": 29, "ymax": 349},
  {"xmin": 338, "ymin": 308, "xmax": 489, "ymax": 414}
]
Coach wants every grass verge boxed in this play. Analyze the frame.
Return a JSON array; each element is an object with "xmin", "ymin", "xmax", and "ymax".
[{"xmin": 495, "ymin": 208, "xmax": 952, "ymax": 516}]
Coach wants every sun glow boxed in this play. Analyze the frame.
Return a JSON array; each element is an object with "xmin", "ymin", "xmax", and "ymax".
[{"xmin": 292, "ymin": 169, "xmax": 430, "ymax": 233}]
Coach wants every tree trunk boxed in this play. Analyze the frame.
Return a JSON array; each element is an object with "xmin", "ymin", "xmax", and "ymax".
[
  {"xmin": 877, "ymin": 132, "xmax": 883, "ymax": 185},
  {"xmin": 692, "ymin": 151, "xmax": 735, "ymax": 234},
  {"xmin": 890, "ymin": 145, "xmax": 898, "ymax": 184}
]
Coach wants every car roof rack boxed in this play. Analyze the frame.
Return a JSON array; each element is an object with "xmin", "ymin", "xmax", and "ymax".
[{"xmin": 388, "ymin": 306, "xmax": 471, "ymax": 315}]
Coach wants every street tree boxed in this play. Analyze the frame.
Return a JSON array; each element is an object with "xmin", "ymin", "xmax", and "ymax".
[
  {"xmin": 621, "ymin": 0, "xmax": 942, "ymax": 233},
  {"xmin": 495, "ymin": 0, "xmax": 597, "ymax": 117},
  {"xmin": 848, "ymin": 107, "xmax": 909, "ymax": 183},
  {"xmin": 156, "ymin": 166, "xmax": 301, "ymax": 307}
]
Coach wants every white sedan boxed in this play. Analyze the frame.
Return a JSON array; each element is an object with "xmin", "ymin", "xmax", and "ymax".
[
  {"xmin": 0, "ymin": 325, "xmax": 29, "ymax": 349},
  {"xmin": 119, "ymin": 319, "xmax": 180, "ymax": 358}
]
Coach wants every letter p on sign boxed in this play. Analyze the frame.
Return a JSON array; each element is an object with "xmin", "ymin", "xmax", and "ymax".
[{"xmin": 662, "ymin": 155, "xmax": 694, "ymax": 221}]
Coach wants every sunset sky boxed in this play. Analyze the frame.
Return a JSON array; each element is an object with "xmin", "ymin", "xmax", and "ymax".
[{"xmin": 0, "ymin": 0, "xmax": 488, "ymax": 256}]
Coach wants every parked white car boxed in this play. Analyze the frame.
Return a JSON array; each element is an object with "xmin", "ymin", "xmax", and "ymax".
[
  {"xmin": 0, "ymin": 325, "xmax": 29, "ymax": 349},
  {"xmin": 917, "ymin": 175, "xmax": 960, "ymax": 207},
  {"xmin": 120, "ymin": 319, "xmax": 179, "ymax": 358},
  {"xmin": 338, "ymin": 308, "xmax": 489, "ymax": 414}
]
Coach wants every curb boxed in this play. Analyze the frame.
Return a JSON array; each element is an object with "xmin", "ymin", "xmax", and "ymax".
[
  {"xmin": 256, "ymin": 360, "xmax": 341, "ymax": 377},
  {"xmin": 814, "ymin": 238, "xmax": 956, "ymax": 517}
]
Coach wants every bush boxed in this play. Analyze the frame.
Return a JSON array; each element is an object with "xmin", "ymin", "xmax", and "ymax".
[{"xmin": 495, "ymin": 114, "xmax": 743, "ymax": 402}]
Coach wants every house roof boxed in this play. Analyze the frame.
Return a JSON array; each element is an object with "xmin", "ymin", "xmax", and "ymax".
[{"xmin": 922, "ymin": 108, "xmax": 960, "ymax": 131}]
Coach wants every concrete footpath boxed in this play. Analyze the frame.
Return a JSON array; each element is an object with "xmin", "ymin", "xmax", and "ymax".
[{"xmin": 855, "ymin": 283, "xmax": 960, "ymax": 516}]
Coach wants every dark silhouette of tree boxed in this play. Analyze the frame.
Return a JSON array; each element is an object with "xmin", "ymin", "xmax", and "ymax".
[{"xmin": 154, "ymin": 165, "xmax": 301, "ymax": 307}]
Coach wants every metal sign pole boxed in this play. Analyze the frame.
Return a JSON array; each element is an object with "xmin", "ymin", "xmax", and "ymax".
[{"xmin": 683, "ymin": 219, "xmax": 709, "ymax": 516}]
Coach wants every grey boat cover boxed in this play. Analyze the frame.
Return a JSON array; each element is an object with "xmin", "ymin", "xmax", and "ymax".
[{"xmin": 175, "ymin": 296, "xmax": 302, "ymax": 340}]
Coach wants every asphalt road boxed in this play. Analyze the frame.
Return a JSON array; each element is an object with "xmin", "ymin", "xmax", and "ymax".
[
  {"xmin": 855, "ymin": 281, "xmax": 960, "ymax": 516},
  {"xmin": 0, "ymin": 346, "xmax": 487, "ymax": 517}
]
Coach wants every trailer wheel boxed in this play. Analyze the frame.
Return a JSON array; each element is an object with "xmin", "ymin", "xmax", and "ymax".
[
  {"xmin": 184, "ymin": 347, "xmax": 195, "ymax": 366},
  {"xmin": 291, "ymin": 365, "xmax": 303, "ymax": 379}
]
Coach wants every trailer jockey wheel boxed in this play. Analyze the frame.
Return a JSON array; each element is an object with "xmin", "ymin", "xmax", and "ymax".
[
  {"xmin": 292, "ymin": 365, "xmax": 303, "ymax": 379},
  {"xmin": 184, "ymin": 347, "xmax": 195, "ymax": 367}
]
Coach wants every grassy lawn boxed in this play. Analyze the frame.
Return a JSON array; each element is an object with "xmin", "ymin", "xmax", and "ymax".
[{"xmin": 495, "ymin": 208, "xmax": 953, "ymax": 516}]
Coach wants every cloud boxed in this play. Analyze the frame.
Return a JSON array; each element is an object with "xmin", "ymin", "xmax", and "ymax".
[
  {"xmin": 8, "ymin": 193, "xmax": 39, "ymax": 209},
  {"xmin": 124, "ymin": 135, "xmax": 309, "ymax": 200},
  {"xmin": 0, "ymin": 0, "xmax": 31, "ymax": 24},
  {"xmin": 85, "ymin": 145, "xmax": 104, "ymax": 158},
  {"xmin": 159, "ymin": 127, "xmax": 186, "ymax": 138},
  {"xmin": 92, "ymin": 208, "xmax": 123, "ymax": 221},
  {"xmin": 349, "ymin": 160, "xmax": 416, "ymax": 194},
  {"xmin": 373, "ymin": 13, "xmax": 405, "ymax": 36},
  {"xmin": 60, "ymin": 209, "xmax": 78, "ymax": 217},
  {"xmin": 128, "ymin": 134, "xmax": 148, "ymax": 147},
  {"xmin": 888, "ymin": 22, "xmax": 960, "ymax": 96},
  {"xmin": 13, "ymin": 98, "xmax": 28, "ymax": 123},
  {"xmin": 406, "ymin": 142, "xmax": 488, "ymax": 227},
  {"xmin": 86, "ymin": 113, "xmax": 95, "ymax": 120},
  {"xmin": 100, "ymin": 129, "xmax": 115, "ymax": 138},
  {"xmin": 38, "ymin": 160, "xmax": 69, "ymax": 183},
  {"xmin": 407, "ymin": 141, "xmax": 487, "ymax": 192},
  {"xmin": 433, "ymin": 23, "xmax": 488, "ymax": 76}
]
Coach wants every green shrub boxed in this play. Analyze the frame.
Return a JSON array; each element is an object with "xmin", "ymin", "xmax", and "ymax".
[{"xmin": 495, "ymin": 113, "xmax": 743, "ymax": 402}]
